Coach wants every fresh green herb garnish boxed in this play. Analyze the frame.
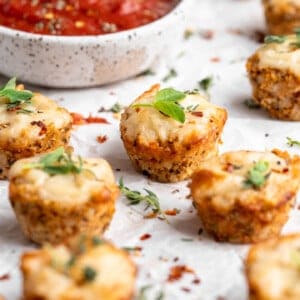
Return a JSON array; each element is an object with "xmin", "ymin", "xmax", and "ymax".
[
  {"xmin": 92, "ymin": 236, "xmax": 104, "ymax": 246},
  {"xmin": 184, "ymin": 28, "xmax": 195, "ymax": 40},
  {"xmin": 184, "ymin": 89, "xmax": 200, "ymax": 95},
  {"xmin": 156, "ymin": 291, "xmax": 165, "ymax": 300},
  {"xmin": 83, "ymin": 266, "xmax": 97, "ymax": 282},
  {"xmin": 287, "ymin": 137, "xmax": 300, "ymax": 147},
  {"xmin": 244, "ymin": 99, "xmax": 260, "ymax": 109},
  {"xmin": 162, "ymin": 68, "xmax": 177, "ymax": 82},
  {"xmin": 264, "ymin": 35, "xmax": 286, "ymax": 44},
  {"xmin": 23, "ymin": 147, "xmax": 83, "ymax": 176},
  {"xmin": 139, "ymin": 69, "xmax": 156, "ymax": 76},
  {"xmin": 186, "ymin": 104, "xmax": 199, "ymax": 112},
  {"xmin": 199, "ymin": 76, "xmax": 213, "ymax": 92},
  {"xmin": 119, "ymin": 178, "xmax": 167, "ymax": 221},
  {"xmin": 132, "ymin": 88, "xmax": 186, "ymax": 123},
  {"xmin": 109, "ymin": 102, "xmax": 123, "ymax": 113},
  {"xmin": 137, "ymin": 285, "xmax": 152, "ymax": 300},
  {"xmin": 0, "ymin": 78, "xmax": 34, "ymax": 112},
  {"xmin": 244, "ymin": 161, "xmax": 270, "ymax": 189}
]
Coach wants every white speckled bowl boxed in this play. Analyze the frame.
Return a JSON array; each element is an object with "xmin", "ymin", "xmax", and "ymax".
[{"xmin": 0, "ymin": 1, "xmax": 186, "ymax": 88}]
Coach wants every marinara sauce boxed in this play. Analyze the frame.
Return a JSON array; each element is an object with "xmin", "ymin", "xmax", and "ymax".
[{"xmin": 0, "ymin": 0, "xmax": 179, "ymax": 36}]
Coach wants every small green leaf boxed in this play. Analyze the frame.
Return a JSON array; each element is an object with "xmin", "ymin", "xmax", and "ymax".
[
  {"xmin": 155, "ymin": 88, "xmax": 186, "ymax": 103},
  {"xmin": 40, "ymin": 147, "xmax": 65, "ymax": 165},
  {"xmin": 244, "ymin": 161, "xmax": 270, "ymax": 189},
  {"xmin": 83, "ymin": 266, "xmax": 97, "ymax": 282},
  {"xmin": 4, "ymin": 77, "xmax": 16, "ymax": 90},
  {"xmin": 264, "ymin": 35, "xmax": 286, "ymax": 44},
  {"xmin": 154, "ymin": 100, "xmax": 185, "ymax": 123},
  {"xmin": 199, "ymin": 76, "xmax": 213, "ymax": 92},
  {"xmin": 287, "ymin": 137, "xmax": 300, "ymax": 147}
]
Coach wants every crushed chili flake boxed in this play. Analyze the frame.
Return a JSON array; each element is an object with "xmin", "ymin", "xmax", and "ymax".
[
  {"xmin": 165, "ymin": 208, "xmax": 180, "ymax": 216},
  {"xmin": 144, "ymin": 212, "xmax": 158, "ymax": 219},
  {"xmin": 140, "ymin": 233, "xmax": 152, "ymax": 241},
  {"xmin": 191, "ymin": 111, "xmax": 203, "ymax": 117},
  {"xmin": 167, "ymin": 265, "xmax": 194, "ymax": 282},
  {"xmin": 96, "ymin": 135, "xmax": 108, "ymax": 144},
  {"xmin": 200, "ymin": 29, "xmax": 214, "ymax": 40},
  {"xmin": 210, "ymin": 57, "xmax": 220, "ymax": 63},
  {"xmin": 181, "ymin": 287, "xmax": 191, "ymax": 293},
  {"xmin": 0, "ymin": 273, "xmax": 10, "ymax": 281},
  {"xmin": 30, "ymin": 120, "xmax": 47, "ymax": 136},
  {"xmin": 71, "ymin": 112, "xmax": 109, "ymax": 125}
]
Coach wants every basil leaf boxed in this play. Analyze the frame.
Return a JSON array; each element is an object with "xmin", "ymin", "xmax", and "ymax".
[
  {"xmin": 155, "ymin": 88, "xmax": 186, "ymax": 103},
  {"xmin": 4, "ymin": 77, "xmax": 16, "ymax": 90},
  {"xmin": 0, "ymin": 89, "xmax": 33, "ymax": 102},
  {"xmin": 40, "ymin": 147, "xmax": 65, "ymax": 165},
  {"xmin": 154, "ymin": 100, "xmax": 185, "ymax": 123}
]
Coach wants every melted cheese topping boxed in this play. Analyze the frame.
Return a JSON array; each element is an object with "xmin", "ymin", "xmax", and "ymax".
[
  {"xmin": 257, "ymin": 35, "xmax": 300, "ymax": 77},
  {"xmin": 23, "ymin": 241, "xmax": 135, "ymax": 300},
  {"xmin": 122, "ymin": 87, "xmax": 226, "ymax": 144},
  {"xmin": 248, "ymin": 235, "xmax": 300, "ymax": 300},
  {"xmin": 0, "ymin": 93, "xmax": 71, "ymax": 144},
  {"xmin": 193, "ymin": 151, "xmax": 295, "ymax": 210},
  {"xmin": 9, "ymin": 156, "xmax": 115, "ymax": 204}
]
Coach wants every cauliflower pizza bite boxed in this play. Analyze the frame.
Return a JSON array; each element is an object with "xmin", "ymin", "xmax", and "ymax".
[
  {"xmin": 190, "ymin": 150, "xmax": 300, "ymax": 244},
  {"xmin": 0, "ymin": 78, "xmax": 72, "ymax": 179},
  {"xmin": 247, "ymin": 34, "xmax": 300, "ymax": 120},
  {"xmin": 262, "ymin": 0, "xmax": 300, "ymax": 35},
  {"xmin": 246, "ymin": 234, "xmax": 300, "ymax": 300},
  {"xmin": 9, "ymin": 148, "xmax": 119, "ymax": 245},
  {"xmin": 21, "ymin": 236, "xmax": 136, "ymax": 300},
  {"xmin": 120, "ymin": 84, "xmax": 227, "ymax": 183}
]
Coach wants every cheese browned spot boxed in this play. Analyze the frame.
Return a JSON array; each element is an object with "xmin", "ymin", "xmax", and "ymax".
[
  {"xmin": 246, "ymin": 234, "xmax": 300, "ymax": 300},
  {"xmin": 9, "ymin": 155, "xmax": 119, "ymax": 245},
  {"xmin": 21, "ymin": 236, "xmax": 136, "ymax": 300}
]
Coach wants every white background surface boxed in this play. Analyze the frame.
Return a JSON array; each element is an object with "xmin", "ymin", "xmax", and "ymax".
[{"xmin": 1, "ymin": 0, "xmax": 300, "ymax": 299}]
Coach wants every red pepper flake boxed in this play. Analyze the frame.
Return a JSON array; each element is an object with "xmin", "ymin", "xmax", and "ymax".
[
  {"xmin": 283, "ymin": 168, "xmax": 289, "ymax": 173},
  {"xmin": 165, "ymin": 209, "xmax": 180, "ymax": 216},
  {"xmin": 167, "ymin": 265, "xmax": 195, "ymax": 282},
  {"xmin": 192, "ymin": 278, "xmax": 201, "ymax": 285},
  {"xmin": 71, "ymin": 112, "xmax": 109, "ymax": 125},
  {"xmin": 96, "ymin": 135, "xmax": 108, "ymax": 144},
  {"xmin": 225, "ymin": 163, "xmax": 234, "ymax": 173},
  {"xmin": 140, "ymin": 233, "xmax": 152, "ymax": 241},
  {"xmin": 0, "ymin": 273, "xmax": 10, "ymax": 281},
  {"xmin": 191, "ymin": 111, "xmax": 203, "ymax": 117},
  {"xmin": 200, "ymin": 29, "xmax": 214, "ymax": 40},
  {"xmin": 30, "ymin": 120, "xmax": 47, "ymax": 136},
  {"xmin": 210, "ymin": 57, "xmax": 220, "ymax": 63},
  {"xmin": 181, "ymin": 287, "xmax": 191, "ymax": 293}
]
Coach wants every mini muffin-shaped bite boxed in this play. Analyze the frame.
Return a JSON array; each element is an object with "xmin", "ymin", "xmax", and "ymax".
[
  {"xmin": 0, "ymin": 78, "xmax": 72, "ymax": 179},
  {"xmin": 247, "ymin": 34, "xmax": 300, "ymax": 120},
  {"xmin": 21, "ymin": 235, "xmax": 136, "ymax": 300},
  {"xmin": 9, "ymin": 148, "xmax": 119, "ymax": 245},
  {"xmin": 190, "ymin": 150, "xmax": 300, "ymax": 244},
  {"xmin": 246, "ymin": 234, "xmax": 300, "ymax": 300},
  {"xmin": 263, "ymin": 0, "xmax": 300, "ymax": 35},
  {"xmin": 120, "ymin": 84, "xmax": 227, "ymax": 183}
]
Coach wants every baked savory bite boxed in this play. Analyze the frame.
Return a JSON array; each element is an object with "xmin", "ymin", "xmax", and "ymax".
[
  {"xmin": 0, "ymin": 78, "xmax": 72, "ymax": 179},
  {"xmin": 246, "ymin": 234, "xmax": 300, "ymax": 300},
  {"xmin": 21, "ymin": 235, "xmax": 136, "ymax": 300},
  {"xmin": 190, "ymin": 150, "xmax": 300, "ymax": 244},
  {"xmin": 120, "ymin": 84, "xmax": 227, "ymax": 183},
  {"xmin": 9, "ymin": 148, "xmax": 119, "ymax": 245},
  {"xmin": 262, "ymin": 0, "xmax": 300, "ymax": 35},
  {"xmin": 246, "ymin": 34, "xmax": 300, "ymax": 120}
]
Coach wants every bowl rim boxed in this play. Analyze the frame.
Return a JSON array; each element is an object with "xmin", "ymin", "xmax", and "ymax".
[{"xmin": 0, "ymin": 0, "xmax": 185, "ymax": 43}]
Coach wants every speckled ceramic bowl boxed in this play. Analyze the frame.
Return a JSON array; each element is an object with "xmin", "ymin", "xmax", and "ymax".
[{"xmin": 0, "ymin": 1, "xmax": 186, "ymax": 88}]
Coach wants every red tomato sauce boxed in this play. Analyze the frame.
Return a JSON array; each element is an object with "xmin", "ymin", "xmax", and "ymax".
[{"xmin": 0, "ymin": 0, "xmax": 179, "ymax": 36}]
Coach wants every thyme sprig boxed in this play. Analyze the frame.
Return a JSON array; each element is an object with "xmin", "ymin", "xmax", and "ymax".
[
  {"xmin": 287, "ymin": 137, "xmax": 300, "ymax": 147},
  {"xmin": 23, "ymin": 147, "xmax": 83, "ymax": 176},
  {"xmin": 0, "ymin": 78, "xmax": 34, "ymax": 112},
  {"xmin": 119, "ymin": 178, "xmax": 167, "ymax": 221}
]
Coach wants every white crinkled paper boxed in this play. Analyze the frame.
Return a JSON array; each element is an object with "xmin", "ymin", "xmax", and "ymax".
[{"xmin": 1, "ymin": 0, "xmax": 300, "ymax": 299}]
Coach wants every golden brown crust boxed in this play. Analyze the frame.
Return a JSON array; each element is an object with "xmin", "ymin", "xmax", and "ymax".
[
  {"xmin": 21, "ymin": 236, "xmax": 136, "ymax": 300},
  {"xmin": 0, "ymin": 122, "xmax": 72, "ymax": 179},
  {"xmin": 247, "ymin": 53, "xmax": 300, "ymax": 120},
  {"xmin": 246, "ymin": 234, "xmax": 300, "ymax": 300},
  {"xmin": 263, "ymin": 0, "xmax": 300, "ymax": 34},
  {"xmin": 190, "ymin": 150, "xmax": 300, "ymax": 244},
  {"xmin": 10, "ymin": 182, "xmax": 118, "ymax": 245},
  {"xmin": 120, "ymin": 85, "xmax": 227, "ymax": 183}
]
